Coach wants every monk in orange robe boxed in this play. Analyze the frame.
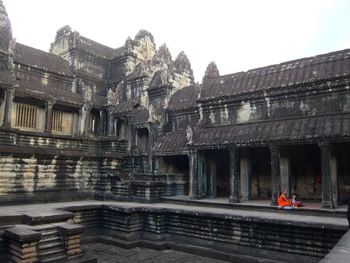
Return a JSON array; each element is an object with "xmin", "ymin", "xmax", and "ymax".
[{"xmin": 278, "ymin": 190, "xmax": 292, "ymax": 207}]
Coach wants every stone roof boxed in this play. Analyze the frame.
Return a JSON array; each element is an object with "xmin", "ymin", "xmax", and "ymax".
[
  {"xmin": 200, "ymin": 49, "xmax": 350, "ymax": 101},
  {"xmin": 193, "ymin": 113, "xmax": 350, "ymax": 146},
  {"xmin": 15, "ymin": 70, "xmax": 82, "ymax": 106},
  {"xmin": 75, "ymin": 35, "xmax": 114, "ymax": 59},
  {"xmin": 133, "ymin": 107, "xmax": 149, "ymax": 124},
  {"xmin": 15, "ymin": 43, "xmax": 72, "ymax": 76},
  {"xmin": 167, "ymin": 85, "xmax": 199, "ymax": 111},
  {"xmin": 154, "ymin": 131, "xmax": 188, "ymax": 155}
]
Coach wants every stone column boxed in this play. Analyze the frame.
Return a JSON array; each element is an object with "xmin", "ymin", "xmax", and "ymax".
[
  {"xmin": 208, "ymin": 159, "xmax": 217, "ymax": 198},
  {"xmin": 280, "ymin": 155, "xmax": 291, "ymax": 195},
  {"xmin": 153, "ymin": 157, "xmax": 160, "ymax": 174},
  {"xmin": 98, "ymin": 109, "xmax": 103, "ymax": 135},
  {"xmin": 84, "ymin": 108, "xmax": 91, "ymax": 135},
  {"xmin": 2, "ymin": 88, "xmax": 15, "ymax": 128},
  {"xmin": 240, "ymin": 157, "xmax": 252, "ymax": 201},
  {"xmin": 319, "ymin": 142, "xmax": 338, "ymax": 209},
  {"xmin": 4, "ymin": 226, "xmax": 41, "ymax": 263},
  {"xmin": 45, "ymin": 101, "xmax": 54, "ymax": 134},
  {"xmin": 198, "ymin": 155, "xmax": 207, "ymax": 197},
  {"xmin": 107, "ymin": 109, "xmax": 114, "ymax": 136},
  {"xmin": 270, "ymin": 144, "xmax": 280, "ymax": 205},
  {"xmin": 147, "ymin": 125, "xmax": 154, "ymax": 173},
  {"xmin": 189, "ymin": 149, "xmax": 199, "ymax": 199},
  {"xmin": 79, "ymin": 104, "xmax": 90, "ymax": 136},
  {"xmin": 229, "ymin": 146, "xmax": 240, "ymax": 203}
]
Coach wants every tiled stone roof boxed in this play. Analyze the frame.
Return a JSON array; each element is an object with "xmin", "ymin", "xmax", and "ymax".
[
  {"xmin": 167, "ymin": 85, "xmax": 199, "ymax": 111},
  {"xmin": 200, "ymin": 49, "xmax": 350, "ymax": 101},
  {"xmin": 15, "ymin": 43, "xmax": 72, "ymax": 75},
  {"xmin": 154, "ymin": 131, "xmax": 188, "ymax": 155},
  {"xmin": 193, "ymin": 114, "xmax": 350, "ymax": 146}
]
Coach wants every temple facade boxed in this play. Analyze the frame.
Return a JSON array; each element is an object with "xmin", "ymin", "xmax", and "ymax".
[{"xmin": 0, "ymin": 0, "xmax": 349, "ymax": 209}]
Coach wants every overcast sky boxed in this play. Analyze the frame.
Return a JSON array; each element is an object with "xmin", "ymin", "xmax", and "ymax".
[{"xmin": 3, "ymin": 0, "xmax": 350, "ymax": 81}]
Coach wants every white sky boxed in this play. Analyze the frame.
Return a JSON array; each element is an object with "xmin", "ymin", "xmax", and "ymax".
[{"xmin": 3, "ymin": 0, "xmax": 350, "ymax": 82}]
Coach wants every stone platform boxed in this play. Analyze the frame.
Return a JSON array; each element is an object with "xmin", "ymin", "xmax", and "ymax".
[{"xmin": 0, "ymin": 200, "xmax": 348, "ymax": 263}]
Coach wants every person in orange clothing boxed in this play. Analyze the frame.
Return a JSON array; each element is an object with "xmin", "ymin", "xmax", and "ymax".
[{"xmin": 278, "ymin": 190, "xmax": 292, "ymax": 208}]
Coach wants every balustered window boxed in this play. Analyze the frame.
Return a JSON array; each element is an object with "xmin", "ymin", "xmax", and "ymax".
[
  {"xmin": 15, "ymin": 103, "xmax": 37, "ymax": 129},
  {"xmin": 52, "ymin": 110, "xmax": 63, "ymax": 133}
]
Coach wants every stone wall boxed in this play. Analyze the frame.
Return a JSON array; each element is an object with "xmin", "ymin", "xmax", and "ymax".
[
  {"xmin": 198, "ymin": 82, "xmax": 350, "ymax": 128},
  {"xmin": 69, "ymin": 205, "xmax": 346, "ymax": 263}
]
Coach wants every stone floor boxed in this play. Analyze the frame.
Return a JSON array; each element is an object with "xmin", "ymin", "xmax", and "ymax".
[{"xmin": 83, "ymin": 243, "xmax": 229, "ymax": 263}]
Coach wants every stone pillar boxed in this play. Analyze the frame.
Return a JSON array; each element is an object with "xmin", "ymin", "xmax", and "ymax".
[
  {"xmin": 84, "ymin": 108, "xmax": 91, "ymax": 135},
  {"xmin": 198, "ymin": 155, "xmax": 207, "ymax": 197},
  {"xmin": 270, "ymin": 145, "xmax": 280, "ymax": 205},
  {"xmin": 229, "ymin": 146, "xmax": 240, "ymax": 203},
  {"xmin": 4, "ymin": 226, "xmax": 41, "ymax": 263},
  {"xmin": 208, "ymin": 159, "xmax": 217, "ymax": 198},
  {"xmin": 240, "ymin": 157, "xmax": 252, "ymax": 201},
  {"xmin": 45, "ymin": 101, "xmax": 54, "ymax": 134},
  {"xmin": 107, "ymin": 109, "xmax": 114, "ymax": 136},
  {"xmin": 189, "ymin": 149, "xmax": 199, "ymax": 199},
  {"xmin": 319, "ymin": 142, "xmax": 338, "ymax": 209},
  {"xmin": 79, "ymin": 104, "xmax": 90, "ymax": 136},
  {"xmin": 3, "ymin": 88, "xmax": 15, "ymax": 128},
  {"xmin": 153, "ymin": 157, "xmax": 160, "ymax": 174},
  {"xmin": 147, "ymin": 125, "xmax": 154, "ymax": 173},
  {"xmin": 280, "ymin": 155, "xmax": 291, "ymax": 195},
  {"xmin": 98, "ymin": 109, "xmax": 103, "ymax": 135},
  {"xmin": 58, "ymin": 224, "xmax": 85, "ymax": 259}
]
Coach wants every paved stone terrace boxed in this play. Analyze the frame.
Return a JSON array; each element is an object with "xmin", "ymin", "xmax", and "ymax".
[
  {"xmin": 84, "ymin": 243, "xmax": 229, "ymax": 263},
  {"xmin": 0, "ymin": 200, "xmax": 347, "ymax": 229}
]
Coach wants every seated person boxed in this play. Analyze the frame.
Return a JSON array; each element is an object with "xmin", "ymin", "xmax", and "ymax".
[
  {"xmin": 291, "ymin": 194, "xmax": 302, "ymax": 207},
  {"xmin": 278, "ymin": 190, "xmax": 292, "ymax": 208}
]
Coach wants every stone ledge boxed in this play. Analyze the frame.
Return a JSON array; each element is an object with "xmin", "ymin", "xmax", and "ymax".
[
  {"xmin": 4, "ymin": 226, "xmax": 41, "ymax": 243},
  {"xmin": 58, "ymin": 223, "xmax": 85, "ymax": 236},
  {"xmin": 321, "ymin": 230, "xmax": 350, "ymax": 263},
  {"xmin": 23, "ymin": 211, "xmax": 74, "ymax": 225}
]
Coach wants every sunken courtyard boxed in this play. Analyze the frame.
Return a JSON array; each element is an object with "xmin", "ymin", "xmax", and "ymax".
[{"xmin": 0, "ymin": 1, "xmax": 350, "ymax": 262}]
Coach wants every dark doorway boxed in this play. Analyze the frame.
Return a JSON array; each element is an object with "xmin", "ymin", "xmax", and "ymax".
[
  {"xmin": 335, "ymin": 142, "xmax": 350, "ymax": 201},
  {"xmin": 160, "ymin": 155, "xmax": 189, "ymax": 195},
  {"xmin": 250, "ymin": 147, "xmax": 271, "ymax": 200},
  {"xmin": 289, "ymin": 144, "xmax": 322, "ymax": 200},
  {"xmin": 201, "ymin": 149, "xmax": 230, "ymax": 198}
]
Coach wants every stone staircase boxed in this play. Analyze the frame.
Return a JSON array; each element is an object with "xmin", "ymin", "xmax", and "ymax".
[
  {"xmin": 0, "ymin": 209, "xmax": 96, "ymax": 263},
  {"xmin": 32, "ymin": 224, "xmax": 67, "ymax": 263}
]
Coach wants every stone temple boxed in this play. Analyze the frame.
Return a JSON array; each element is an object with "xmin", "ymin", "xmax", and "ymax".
[{"xmin": 0, "ymin": 1, "xmax": 349, "ymax": 262}]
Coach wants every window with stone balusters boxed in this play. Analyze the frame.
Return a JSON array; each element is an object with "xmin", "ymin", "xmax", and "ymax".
[
  {"xmin": 52, "ymin": 110, "xmax": 63, "ymax": 133},
  {"xmin": 14, "ymin": 103, "xmax": 38, "ymax": 130}
]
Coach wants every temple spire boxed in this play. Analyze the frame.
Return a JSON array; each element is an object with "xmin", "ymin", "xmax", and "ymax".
[{"xmin": 203, "ymin": 61, "xmax": 220, "ymax": 81}]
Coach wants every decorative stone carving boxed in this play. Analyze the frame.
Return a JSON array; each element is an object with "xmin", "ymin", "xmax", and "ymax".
[{"xmin": 186, "ymin": 125, "xmax": 193, "ymax": 144}]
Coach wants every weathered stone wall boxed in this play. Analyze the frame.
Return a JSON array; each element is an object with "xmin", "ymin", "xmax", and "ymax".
[
  {"xmin": 0, "ymin": 131, "xmax": 127, "ymax": 203},
  {"xmin": 0, "ymin": 154, "xmax": 98, "ymax": 203},
  {"xmin": 50, "ymin": 28, "xmax": 111, "ymax": 82},
  {"xmin": 198, "ymin": 83, "xmax": 350, "ymax": 128},
  {"xmin": 70, "ymin": 205, "xmax": 346, "ymax": 263}
]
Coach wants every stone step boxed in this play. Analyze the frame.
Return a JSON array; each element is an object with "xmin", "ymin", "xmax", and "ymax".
[
  {"xmin": 38, "ymin": 240, "xmax": 63, "ymax": 250},
  {"xmin": 39, "ymin": 236, "xmax": 61, "ymax": 244},
  {"xmin": 39, "ymin": 247, "xmax": 66, "ymax": 261},
  {"xmin": 40, "ymin": 254, "xmax": 68, "ymax": 263},
  {"xmin": 68, "ymin": 256, "xmax": 97, "ymax": 263}
]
